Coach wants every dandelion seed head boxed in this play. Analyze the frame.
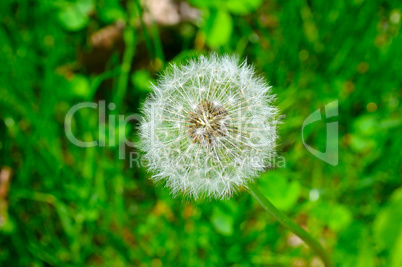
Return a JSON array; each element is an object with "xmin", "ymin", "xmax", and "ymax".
[{"xmin": 139, "ymin": 54, "xmax": 279, "ymax": 199}]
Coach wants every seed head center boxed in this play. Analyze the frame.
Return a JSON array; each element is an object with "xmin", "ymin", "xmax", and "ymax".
[{"xmin": 187, "ymin": 100, "xmax": 228, "ymax": 146}]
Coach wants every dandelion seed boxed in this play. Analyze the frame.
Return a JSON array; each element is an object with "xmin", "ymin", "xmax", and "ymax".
[{"xmin": 139, "ymin": 54, "xmax": 279, "ymax": 199}]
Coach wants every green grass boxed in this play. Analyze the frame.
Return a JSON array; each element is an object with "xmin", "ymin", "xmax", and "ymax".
[{"xmin": 0, "ymin": 0, "xmax": 401, "ymax": 266}]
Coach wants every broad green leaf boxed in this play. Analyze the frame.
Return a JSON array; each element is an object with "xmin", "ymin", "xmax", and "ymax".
[
  {"xmin": 225, "ymin": 0, "xmax": 264, "ymax": 15},
  {"xmin": 58, "ymin": 6, "xmax": 89, "ymax": 31},
  {"xmin": 190, "ymin": 0, "xmax": 263, "ymax": 14},
  {"xmin": 98, "ymin": 0, "xmax": 126, "ymax": 23},
  {"xmin": 353, "ymin": 115, "xmax": 377, "ymax": 136},
  {"xmin": 58, "ymin": 0, "xmax": 94, "ymax": 31},
  {"xmin": 76, "ymin": 0, "xmax": 94, "ymax": 14},
  {"xmin": 259, "ymin": 171, "xmax": 301, "ymax": 211},
  {"xmin": 211, "ymin": 206, "xmax": 234, "ymax": 236},
  {"xmin": 311, "ymin": 202, "xmax": 352, "ymax": 232},
  {"xmin": 204, "ymin": 10, "xmax": 233, "ymax": 48},
  {"xmin": 350, "ymin": 135, "xmax": 373, "ymax": 152},
  {"xmin": 373, "ymin": 187, "xmax": 402, "ymax": 252},
  {"xmin": 131, "ymin": 70, "xmax": 154, "ymax": 92},
  {"xmin": 391, "ymin": 232, "xmax": 402, "ymax": 267},
  {"xmin": 0, "ymin": 214, "xmax": 15, "ymax": 234},
  {"xmin": 189, "ymin": 0, "xmax": 216, "ymax": 8},
  {"xmin": 69, "ymin": 75, "xmax": 91, "ymax": 99}
]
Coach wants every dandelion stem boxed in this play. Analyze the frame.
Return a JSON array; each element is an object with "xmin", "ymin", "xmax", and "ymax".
[{"xmin": 248, "ymin": 183, "xmax": 332, "ymax": 267}]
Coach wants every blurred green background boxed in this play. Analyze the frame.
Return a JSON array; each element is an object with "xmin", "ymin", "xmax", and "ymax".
[{"xmin": 0, "ymin": 0, "xmax": 401, "ymax": 266}]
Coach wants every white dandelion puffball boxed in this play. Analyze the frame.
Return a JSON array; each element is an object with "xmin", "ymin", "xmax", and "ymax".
[{"xmin": 139, "ymin": 54, "xmax": 279, "ymax": 199}]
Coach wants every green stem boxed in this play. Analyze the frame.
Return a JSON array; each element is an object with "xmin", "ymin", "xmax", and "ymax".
[
  {"xmin": 114, "ymin": 2, "xmax": 136, "ymax": 111},
  {"xmin": 248, "ymin": 183, "xmax": 332, "ymax": 267},
  {"xmin": 150, "ymin": 23, "xmax": 165, "ymax": 67},
  {"xmin": 134, "ymin": 0, "xmax": 155, "ymax": 61}
]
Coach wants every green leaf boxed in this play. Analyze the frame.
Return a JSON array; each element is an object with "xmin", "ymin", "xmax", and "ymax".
[
  {"xmin": 311, "ymin": 202, "xmax": 352, "ymax": 232},
  {"xmin": 373, "ymin": 187, "xmax": 402, "ymax": 253},
  {"xmin": 350, "ymin": 135, "xmax": 373, "ymax": 152},
  {"xmin": 259, "ymin": 171, "xmax": 301, "ymax": 211},
  {"xmin": 204, "ymin": 10, "xmax": 233, "ymax": 48},
  {"xmin": 171, "ymin": 50, "xmax": 202, "ymax": 65},
  {"xmin": 131, "ymin": 71, "xmax": 154, "ymax": 92},
  {"xmin": 0, "ymin": 214, "xmax": 15, "ymax": 234},
  {"xmin": 328, "ymin": 204, "xmax": 353, "ymax": 232},
  {"xmin": 69, "ymin": 75, "xmax": 91, "ymax": 99},
  {"xmin": 353, "ymin": 115, "xmax": 377, "ymax": 136},
  {"xmin": 54, "ymin": 203, "xmax": 74, "ymax": 238},
  {"xmin": 225, "ymin": 0, "xmax": 264, "ymax": 15},
  {"xmin": 190, "ymin": 0, "xmax": 263, "ymax": 14},
  {"xmin": 211, "ymin": 206, "xmax": 234, "ymax": 236},
  {"xmin": 189, "ymin": 0, "xmax": 217, "ymax": 8},
  {"xmin": 391, "ymin": 232, "xmax": 402, "ymax": 267},
  {"xmin": 98, "ymin": 0, "xmax": 126, "ymax": 23},
  {"xmin": 58, "ymin": 0, "xmax": 94, "ymax": 31},
  {"xmin": 58, "ymin": 6, "xmax": 88, "ymax": 31},
  {"xmin": 336, "ymin": 222, "xmax": 375, "ymax": 267},
  {"xmin": 76, "ymin": 0, "xmax": 94, "ymax": 14}
]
